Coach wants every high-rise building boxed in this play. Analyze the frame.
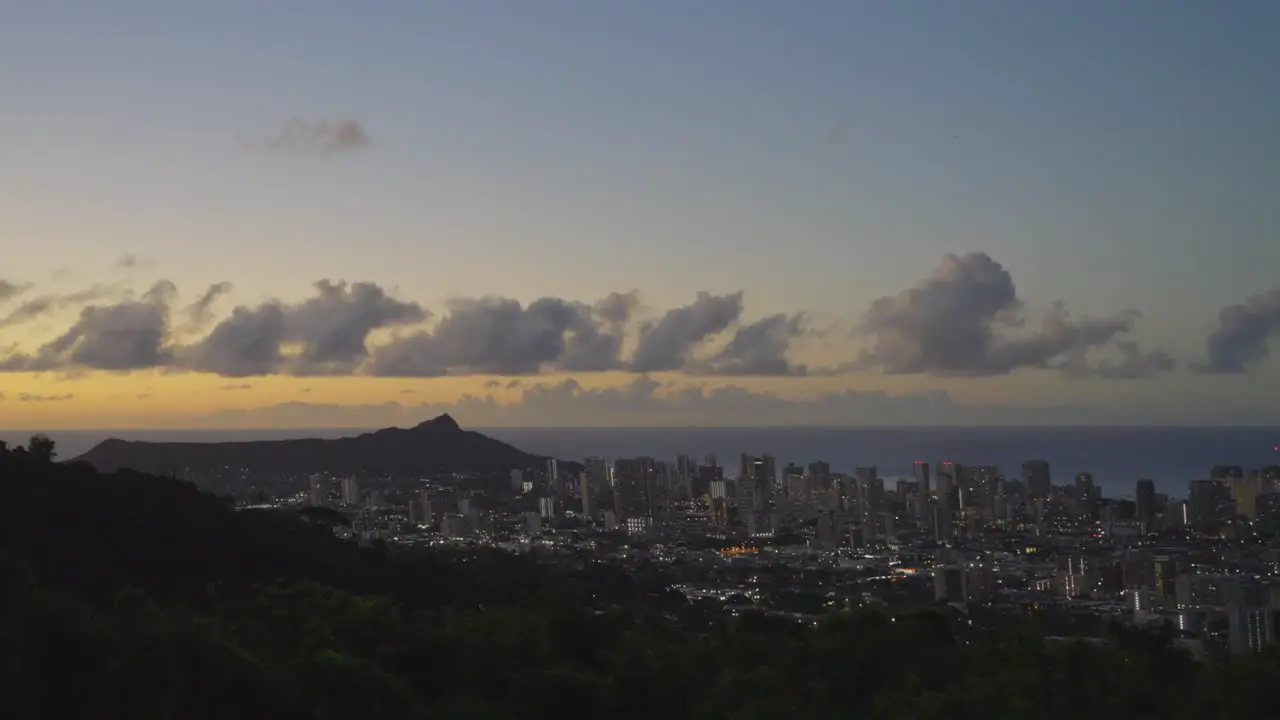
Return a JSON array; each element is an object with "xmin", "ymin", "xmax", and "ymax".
[
  {"xmin": 584, "ymin": 456, "xmax": 609, "ymax": 484},
  {"xmin": 747, "ymin": 511, "xmax": 777, "ymax": 538},
  {"xmin": 1075, "ymin": 473, "xmax": 1098, "ymax": 523},
  {"xmin": 1233, "ymin": 472, "xmax": 1264, "ymax": 519},
  {"xmin": 784, "ymin": 463, "xmax": 810, "ymax": 504},
  {"xmin": 854, "ymin": 466, "xmax": 883, "ymax": 534},
  {"xmin": 937, "ymin": 461, "xmax": 958, "ymax": 528},
  {"xmin": 675, "ymin": 455, "xmax": 696, "ymax": 499},
  {"xmin": 308, "ymin": 475, "xmax": 326, "ymax": 507},
  {"xmin": 341, "ymin": 477, "xmax": 361, "ymax": 506},
  {"xmin": 409, "ymin": 493, "xmax": 433, "ymax": 526},
  {"xmin": 739, "ymin": 454, "xmax": 776, "ymax": 512},
  {"xmin": 1188, "ymin": 479, "xmax": 1227, "ymax": 531},
  {"xmin": 1211, "ymin": 465, "xmax": 1244, "ymax": 482},
  {"xmin": 912, "ymin": 461, "xmax": 931, "ymax": 499},
  {"xmin": 808, "ymin": 461, "xmax": 833, "ymax": 492},
  {"xmin": 537, "ymin": 496, "xmax": 555, "ymax": 519},
  {"xmin": 546, "ymin": 458, "xmax": 561, "ymax": 496},
  {"xmin": 583, "ymin": 456, "xmax": 609, "ymax": 511},
  {"xmin": 1022, "ymin": 460, "xmax": 1051, "ymax": 499},
  {"xmin": 1135, "ymin": 479, "xmax": 1157, "ymax": 533},
  {"xmin": 709, "ymin": 480, "xmax": 729, "ymax": 526},
  {"xmin": 693, "ymin": 463, "xmax": 723, "ymax": 498},
  {"xmin": 1259, "ymin": 466, "xmax": 1280, "ymax": 494},
  {"xmin": 613, "ymin": 457, "xmax": 657, "ymax": 523},
  {"xmin": 970, "ymin": 465, "xmax": 999, "ymax": 517},
  {"xmin": 579, "ymin": 472, "xmax": 593, "ymax": 517},
  {"xmin": 1257, "ymin": 493, "xmax": 1280, "ymax": 524}
]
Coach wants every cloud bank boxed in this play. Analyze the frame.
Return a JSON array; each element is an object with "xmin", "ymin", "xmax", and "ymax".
[{"xmin": 1, "ymin": 252, "xmax": 1273, "ymax": 381}]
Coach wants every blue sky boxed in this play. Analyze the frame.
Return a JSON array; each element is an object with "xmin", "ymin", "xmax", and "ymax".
[{"xmin": 2, "ymin": 1, "xmax": 1279, "ymax": 427}]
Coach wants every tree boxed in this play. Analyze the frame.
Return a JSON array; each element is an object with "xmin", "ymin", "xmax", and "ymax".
[{"xmin": 28, "ymin": 435, "xmax": 57, "ymax": 463}]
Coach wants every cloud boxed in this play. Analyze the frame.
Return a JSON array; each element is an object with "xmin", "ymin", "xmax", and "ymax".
[
  {"xmin": 182, "ymin": 281, "xmax": 234, "ymax": 333},
  {"xmin": 256, "ymin": 118, "xmax": 371, "ymax": 156},
  {"xmin": 694, "ymin": 313, "xmax": 809, "ymax": 376},
  {"xmin": 1199, "ymin": 287, "xmax": 1280, "ymax": 374},
  {"xmin": 204, "ymin": 376, "xmax": 1093, "ymax": 428},
  {"xmin": 217, "ymin": 383, "xmax": 253, "ymax": 391},
  {"xmin": 1091, "ymin": 342, "xmax": 1177, "ymax": 380},
  {"xmin": 629, "ymin": 291, "xmax": 744, "ymax": 372},
  {"xmin": 0, "ymin": 258, "xmax": 1194, "ymax": 381},
  {"xmin": 0, "ymin": 279, "xmax": 28, "ymax": 303},
  {"xmin": 181, "ymin": 304, "xmax": 286, "ymax": 377},
  {"xmin": 183, "ymin": 280, "xmax": 426, "ymax": 376},
  {"xmin": 857, "ymin": 253, "xmax": 1140, "ymax": 376},
  {"xmin": 18, "ymin": 393, "xmax": 74, "ymax": 402},
  {"xmin": 116, "ymin": 254, "xmax": 141, "ymax": 269},
  {"xmin": 0, "ymin": 283, "xmax": 124, "ymax": 328},
  {"xmin": 367, "ymin": 294, "xmax": 630, "ymax": 377},
  {"xmin": 278, "ymin": 280, "xmax": 427, "ymax": 375},
  {"xmin": 1, "ymin": 281, "xmax": 176, "ymax": 372}
]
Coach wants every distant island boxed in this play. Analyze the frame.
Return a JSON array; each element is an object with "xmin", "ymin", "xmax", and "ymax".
[{"xmin": 73, "ymin": 413, "xmax": 566, "ymax": 476}]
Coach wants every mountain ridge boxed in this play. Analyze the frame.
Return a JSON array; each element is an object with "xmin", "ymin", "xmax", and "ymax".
[{"xmin": 72, "ymin": 413, "xmax": 571, "ymax": 476}]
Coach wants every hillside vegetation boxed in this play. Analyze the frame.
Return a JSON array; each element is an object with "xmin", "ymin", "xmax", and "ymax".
[{"xmin": 2, "ymin": 438, "xmax": 1278, "ymax": 719}]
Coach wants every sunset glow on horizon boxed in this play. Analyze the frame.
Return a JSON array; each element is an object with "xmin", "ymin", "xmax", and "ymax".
[{"xmin": 3, "ymin": 1, "xmax": 1279, "ymax": 430}]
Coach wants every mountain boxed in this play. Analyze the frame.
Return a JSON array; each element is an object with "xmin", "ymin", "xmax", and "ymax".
[{"xmin": 72, "ymin": 414, "xmax": 567, "ymax": 476}]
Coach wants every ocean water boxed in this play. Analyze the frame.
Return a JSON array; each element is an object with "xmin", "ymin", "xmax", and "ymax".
[{"xmin": 5, "ymin": 426, "xmax": 1279, "ymax": 499}]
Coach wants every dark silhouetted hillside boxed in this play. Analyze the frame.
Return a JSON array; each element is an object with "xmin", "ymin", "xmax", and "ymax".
[
  {"xmin": 72, "ymin": 413, "xmax": 569, "ymax": 476},
  {"xmin": 4, "ymin": 437, "xmax": 1280, "ymax": 719}
]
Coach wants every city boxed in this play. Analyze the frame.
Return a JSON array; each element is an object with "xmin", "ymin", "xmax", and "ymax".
[
  {"xmin": 6, "ymin": 1, "xmax": 1280, "ymax": 715},
  {"xmin": 188, "ymin": 443, "xmax": 1280, "ymax": 656}
]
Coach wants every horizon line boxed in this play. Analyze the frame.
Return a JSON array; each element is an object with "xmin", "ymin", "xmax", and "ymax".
[{"xmin": 4, "ymin": 423, "xmax": 1279, "ymax": 434}]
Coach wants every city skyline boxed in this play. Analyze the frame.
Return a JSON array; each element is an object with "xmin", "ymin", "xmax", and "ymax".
[{"xmin": 3, "ymin": 1, "xmax": 1279, "ymax": 429}]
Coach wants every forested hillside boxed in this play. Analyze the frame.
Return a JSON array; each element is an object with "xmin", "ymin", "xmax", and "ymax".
[{"xmin": 2, "ymin": 438, "xmax": 1278, "ymax": 719}]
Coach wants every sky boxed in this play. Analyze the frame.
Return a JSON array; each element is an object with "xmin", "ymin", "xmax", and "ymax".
[{"xmin": 2, "ymin": 0, "xmax": 1279, "ymax": 429}]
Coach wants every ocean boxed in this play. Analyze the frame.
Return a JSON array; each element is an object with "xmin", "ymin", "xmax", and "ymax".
[{"xmin": 4, "ymin": 426, "xmax": 1278, "ymax": 499}]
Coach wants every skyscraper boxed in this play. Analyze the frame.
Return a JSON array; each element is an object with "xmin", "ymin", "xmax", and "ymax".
[
  {"xmin": 579, "ymin": 471, "xmax": 593, "ymax": 517},
  {"xmin": 694, "ymin": 463, "xmax": 723, "ymax": 499},
  {"xmin": 1188, "ymin": 479, "xmax": 1225, "ymax": 531},
  {"xmin": 341, "ymin": 477, "xmax": 361, "ymax": 506},
  {"xmin": 547, "ymin": 458, "xmax": 561, "ymax": 496},
  {"xmin": 855, "ymin": 461, "xmax": 885, "ymax": 535},
  {"xmin": 1022, "ymin": 460, "xmax": 1051, "ymax": 499},
  {"xmin": 583, "ymin": 456, "xmax": 609, "ymax": 513},
  {"xmin": 1075, "ymin": 473, "xmax": 1098, "ymax": 523},
  {"xmin": 613, "ymin": 457, "xmax": 657, "ymax": 524},
  {"xmin": 808, "ymin": 461, "xmax": 832, "ymax": 492},
  {"xmin": 675, "ymin": 454, "xmax": 696, "ymax": 499},
  {"xmin": 1136, "ymin": 479, "xmax": 1156, "ymax": 533},
  {"xmin": 740, "ymin": 454, "xmax": 776, "ymax": 512},
  {"xmin": 937, "ymin": 462, "xmax": 957, "ymax": 511},
  {"xmin": 784, "ymin": 463, "xmax": 810, "ymax": 504},
  {"xmin": 912, "ymin": 461, "xmax": 931, "ymax": 499},
  {"xmin": 409, "ymin": 492, "xmax": 433, "ymax": 526}
]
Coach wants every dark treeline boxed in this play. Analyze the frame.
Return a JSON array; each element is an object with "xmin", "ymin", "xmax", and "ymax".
[{"xmin": 2, "ymin": 438, "xmax": 1280, "ymax": 719}]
